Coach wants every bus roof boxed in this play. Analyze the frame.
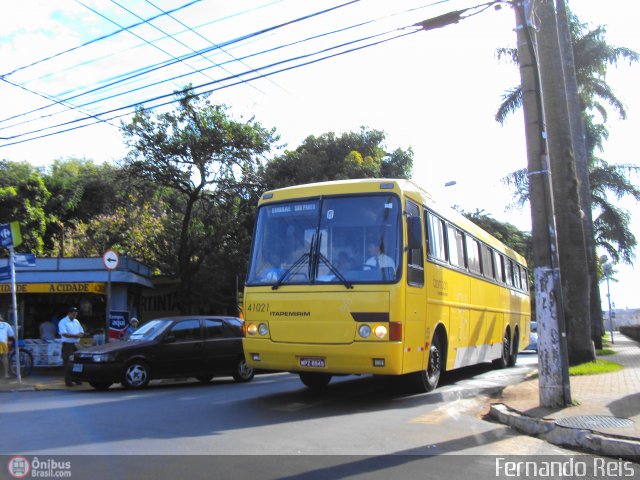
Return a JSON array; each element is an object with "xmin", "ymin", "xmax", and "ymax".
[{"xmin": 258, "ymin": 178, "xmax": 527, "ymax": 265}]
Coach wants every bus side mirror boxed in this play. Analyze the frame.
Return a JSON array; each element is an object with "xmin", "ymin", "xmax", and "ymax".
[{"xmin": 407, "ymin": 217, "xmax": 422, "ymax": 249}]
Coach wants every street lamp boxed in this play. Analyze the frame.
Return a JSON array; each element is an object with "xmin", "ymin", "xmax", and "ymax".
[{"xmin": 599, "ymin": 256, "xmax": 615, "ymax": 345}]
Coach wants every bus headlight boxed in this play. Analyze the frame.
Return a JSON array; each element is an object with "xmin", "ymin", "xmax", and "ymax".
[
  {"xmin": 247, "ymin": 324, "xmax": 258, "ymax": 335},
  {"xmin": 258, "ymin": 323, "xmax": 269, "ymax": 336},
  {"xmin": 374, "ymin": 325, "xmax": 388, "ymax": 339},
  {"xmin": 358, "ymin": 324, "xmax": 371, "ymax": 338}
]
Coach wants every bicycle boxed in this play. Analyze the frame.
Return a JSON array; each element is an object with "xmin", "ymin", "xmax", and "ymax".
[{"xmin": 8, "ymin": 341, "xmax": 34, "ymax": 377}]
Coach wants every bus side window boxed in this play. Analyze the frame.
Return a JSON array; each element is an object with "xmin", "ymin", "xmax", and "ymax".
[
  {"xmin": 521, "ymin": 267, "xmax": 529, "ymax": 291},
  {"xmin": 467, "ymin": 237, "xmax": 481, "ymax": 275},
  {"xmin": 406, "ymin": 201, "xmax": 424, "ymax": 287},
  {"xmin": 425, "ymin": 211, "xmax": 446, "ymax": 262},
  {"xmin": 494, "ymin": 251, "xmax": 506, "ymax": 283},
  {"xmin": 447, "ymin": 224, "xmax": 466, "ymax": 269},
  {"xmin": 481, "ymin": 244, "xmax": 495, "ymax": 279}
]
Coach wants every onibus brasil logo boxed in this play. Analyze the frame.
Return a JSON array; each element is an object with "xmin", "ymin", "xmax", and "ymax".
[{"xmin": 7, "ymin": 456, "xmax": 72, "ymax": 478}]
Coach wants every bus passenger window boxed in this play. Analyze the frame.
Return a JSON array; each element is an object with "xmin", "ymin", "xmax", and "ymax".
[
  {"xmin": 481, "ymin": 244, "xmax": 495, "ymax": 279},
  {"xmin": 521, "ymin": 267, "xmax": 529, "ymax": 291},
  {"xmin": 426, "ymin": 212, "xmax": 446, "ymax": 262},
  {"xmin": 467, "ymin": 237, "xmax": 481, "ymax": 274},
  {"xmin": 494, "ymin": 251, "xmax": 506, "ymax": 283},
  {"xmin": 447, "ymin": 225, "xmax": 465, "ymax": 269},
  {"xmin": 505, "ymin": 259, "xmax": 515, "ymax": 287}
]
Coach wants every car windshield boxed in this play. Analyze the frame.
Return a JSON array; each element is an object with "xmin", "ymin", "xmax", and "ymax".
[
  {"xmin": 128, "ymin": 319, "xmax": 172, "ymax": 341},
  {"xmin": 246, "ymin": 194, "xmax": 402, "ymax": 286}
]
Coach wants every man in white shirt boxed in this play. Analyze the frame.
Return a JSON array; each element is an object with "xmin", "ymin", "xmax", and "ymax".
[
  {"xmin": 58, "ymin": 307, "xmax": 84, "ymax": 386},
  {"xmin": 365, "ymin": 242, "xmax": 396, "ymax": 270},
  {"xmin": 0, "ymin": 314, "xmax": 15, "ymax": 379}
]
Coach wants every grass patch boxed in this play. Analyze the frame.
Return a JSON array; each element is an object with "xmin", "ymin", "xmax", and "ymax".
[
  {"xmin": 569, "ymin": 360, "xmax": 623, "ymax": 376},
  {"xmin": 596, "ymin": 348, "xmax": 615, "ymax": 356}
]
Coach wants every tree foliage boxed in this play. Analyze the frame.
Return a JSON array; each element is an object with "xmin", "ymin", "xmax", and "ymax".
[
  {"xmin": 0, "ymin": 160, "xmax": 49, "ymax": 254},
  {"xmin": 121, "ymin": 88, "xmax": 278, "ymax": 313},
  {"xmin": 262, "ymin": 128, "xmax": 413, "ymax": 190},
  {"xmin": 496, "ymin": 11, "xmax": 639, "ymax": 267}
]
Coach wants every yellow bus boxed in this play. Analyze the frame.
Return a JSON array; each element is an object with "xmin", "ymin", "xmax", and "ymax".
[{"xmin": 243, "ymin": 179, "xmax": 530, "ymax": 391}]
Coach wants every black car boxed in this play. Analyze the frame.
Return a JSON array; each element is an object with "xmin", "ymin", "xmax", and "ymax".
[{"xmin": 67, "ymin": 316, "xmax": 254, "ymax": 390}]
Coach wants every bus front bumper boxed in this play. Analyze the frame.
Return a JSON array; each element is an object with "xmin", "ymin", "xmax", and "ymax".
[{"xmin": 243, "ymin": 338, "xmax": 406, "ymax": 376}]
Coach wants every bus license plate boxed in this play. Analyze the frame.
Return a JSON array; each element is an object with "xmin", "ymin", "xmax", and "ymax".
[
  {"xmin": 72, "ymin": 363, "xmax": 83, "ymax": 373},
  {"xmin": 299, "ymin": 357, "xmax": 325, "ymax": 368}
]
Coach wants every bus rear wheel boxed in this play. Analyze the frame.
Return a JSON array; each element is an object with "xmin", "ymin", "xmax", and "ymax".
[
  {"xmin": 407, "ymin": 335, "xmax": 442, "ymax": 393},
  {"xmin": 299, "ymin": 372, "xmax": 332, "ymax": 390},
  {"xmin": 493, "ymin": 330, "xmax": 511, "ymax": 369}
]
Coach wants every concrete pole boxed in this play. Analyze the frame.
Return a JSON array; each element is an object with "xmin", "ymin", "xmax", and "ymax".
[{"xmin": 513, "ymin": 0, "xmax": 571, "ymax": 407}]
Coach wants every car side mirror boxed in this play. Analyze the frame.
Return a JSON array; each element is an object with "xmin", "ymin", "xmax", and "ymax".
[{"xmin": 164, "ymin": 335, "xmax": 176, "ymax": 344}]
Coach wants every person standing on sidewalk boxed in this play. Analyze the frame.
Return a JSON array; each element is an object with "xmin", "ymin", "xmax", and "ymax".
[
  {"xmin": 58, "ymin": 307, "xmax": 84, "ymax": 386},
  {"xmin": 0, "ymin": 314, "xmax": 16, "ymax": 379}
]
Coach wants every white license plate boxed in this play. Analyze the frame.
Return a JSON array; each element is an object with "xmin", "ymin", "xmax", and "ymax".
[
  {"xmin": 299, "ymin": 357, "xmax": 325, "ymax": 368},
  {"xmin": 72, "ymin": 363, "xmax": 83, "ymax": 373}
]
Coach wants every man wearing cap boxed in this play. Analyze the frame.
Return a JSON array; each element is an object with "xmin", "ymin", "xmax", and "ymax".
[{"xmin": 58, "ymin": 307, "xmax": 84, "ymax": 387}]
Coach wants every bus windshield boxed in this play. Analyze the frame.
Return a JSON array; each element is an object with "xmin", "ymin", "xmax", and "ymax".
[{"xmin": 247, "ymin": 194, "xmax": 402, "ymax": 286}]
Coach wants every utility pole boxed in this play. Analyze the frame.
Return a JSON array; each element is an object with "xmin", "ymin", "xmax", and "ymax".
[{"xmin": 513, "ymin": 0, "xmax": 571, "ymax": 407}]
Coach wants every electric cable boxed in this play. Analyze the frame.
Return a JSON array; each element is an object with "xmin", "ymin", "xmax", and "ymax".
[{"xmin": 0, "ymin": 0, "xmax": 363, "ymax": 126}]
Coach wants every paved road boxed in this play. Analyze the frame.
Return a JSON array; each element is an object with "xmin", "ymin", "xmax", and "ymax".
[{"xmin": 5, "ymin": 352, "xmax": 631, "ymax": 479}]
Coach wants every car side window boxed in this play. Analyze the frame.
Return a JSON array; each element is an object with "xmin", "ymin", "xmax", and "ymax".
[
  {"xmin": 204, "ymin": 319, "xmax": 225, "ymax": 339},
  {"xmin": 169, "ymin": 319, "xmax": 201, "ymax": 341}
]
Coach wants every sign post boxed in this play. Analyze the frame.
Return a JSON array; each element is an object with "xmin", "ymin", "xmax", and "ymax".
[
  {"xmin": 1, "ymin": 222, "xmax": 22, "ymax": 382},
  {"xmin": 102, "ymin": 250, "xmax": 119, "ymax": 344}
]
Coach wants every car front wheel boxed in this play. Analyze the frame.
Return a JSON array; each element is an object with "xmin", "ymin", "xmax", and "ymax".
[
  {"xmin": 232, "ymin": 358, "xmax": 254, "ymax": 382},
  {"xmin": 122, "ymin": 360, "xmax": 150, "ymax": 388}
]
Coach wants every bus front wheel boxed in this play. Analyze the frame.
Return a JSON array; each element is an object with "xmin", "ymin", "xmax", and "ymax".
[
  {"xmin": 299, "ymin": 372, "xmax": 332, "ymax": 390},
  {"xmin": 407, "ymin": 335, "xmax": 442, "ymax": 393}
]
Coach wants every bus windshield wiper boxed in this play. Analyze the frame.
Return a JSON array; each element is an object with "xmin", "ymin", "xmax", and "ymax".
[
  {"xmin": 317, "ymin": 253, "xmax": 353, "ymax": 289},
  {"xmin": 271, "ymin": 253, "xmax": 310, "ymax": 290}
]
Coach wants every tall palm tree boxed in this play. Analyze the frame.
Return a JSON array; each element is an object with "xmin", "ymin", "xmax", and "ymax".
[{"xmin": 496, "ymin": 12, "xmax": 639, "ymax": 273}]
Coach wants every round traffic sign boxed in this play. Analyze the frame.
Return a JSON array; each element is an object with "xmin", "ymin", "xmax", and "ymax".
[{"xmin": 102, "ymin": 249, "xmax": 119, "ymax": 270}]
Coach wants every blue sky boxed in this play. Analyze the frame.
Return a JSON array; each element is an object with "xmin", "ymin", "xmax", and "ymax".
[{"xmin": 0, "ymin": 0, "xmax": 638, "ymax": 309}]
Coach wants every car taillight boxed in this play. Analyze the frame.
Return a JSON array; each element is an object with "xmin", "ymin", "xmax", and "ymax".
[{"xmin": 389, "ymin": 322, "xmax": 402, "ymax": 341}]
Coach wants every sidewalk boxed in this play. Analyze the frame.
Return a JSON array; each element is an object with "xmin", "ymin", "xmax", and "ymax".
[{"xmin": 490, "ymin": 333, "xmax": 640, "ymax": 460}]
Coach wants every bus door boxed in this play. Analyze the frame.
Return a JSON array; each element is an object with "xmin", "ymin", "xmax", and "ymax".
[{"xmin": 404, "ymin": 200, "xmax": 426, "ymax": 373}]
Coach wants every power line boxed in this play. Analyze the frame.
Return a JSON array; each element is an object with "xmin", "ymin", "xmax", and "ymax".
[
  {"xmin": 0, "ymin": 0, "xmax": 481, "ymax": 146},
  {"xmin": 143, "ymin": 0, "xmax": 282, "ymax": 93},
  {"xmin": 0, "ymin": 0, "xmax": 363, "ymax": 127},
  {"xmin": 0, "ymin": 0, "xmax": 204, "ymax": 79},
  {"xmin": 0, "ymin": 27, "xmax": 420, "ymax": 145}
]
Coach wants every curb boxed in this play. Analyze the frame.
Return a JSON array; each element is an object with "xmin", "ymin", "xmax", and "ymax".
[{"xmin": 489, "ymin": 403, "xmax": 640, "ymax": 461}]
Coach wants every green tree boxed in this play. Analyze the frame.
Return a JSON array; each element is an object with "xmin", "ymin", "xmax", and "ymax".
[
  {"xmin": 42, "ymin": 157, "xmax": 122, "ymax": 256},
  {"xmin": 121, "ymin": 88, "xmax": 278, "ymax": 313},
  {"xmin": 262, "ymin": 128, "xmax": 413, "ymax": 189},
  {"xmin": 0, "ymin": 160, "xmax": 49, "ymax": 254},
  {"xmin": 496, "ymin": 10, "xmax": 638, "ymax": 358},
  {"xmin": 459, "ymin": 208, "xmax": 532, "ymax": 261},
  {"xmin": 496, "ymin": 13, "xmax": 639, "ymax": 264}
]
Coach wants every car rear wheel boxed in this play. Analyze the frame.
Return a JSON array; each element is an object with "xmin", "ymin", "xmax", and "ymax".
[
  {"xmin": 299, "ymin": 372, "xmax": 332, "ymax": 389},
  {"xmin": 89, "ymin": 381, "xmax": 113, "ymax": 390},
  {"xmin": 232, "ymin": 358, "xmax": 254, "ymax": 382},
  {"xmin": 122, "ymin": 360, "xmax": 150, "ymax": 388},
  {"xmin": 196, "ymin": 375, "xmax": 214, "ymax": 384}
]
